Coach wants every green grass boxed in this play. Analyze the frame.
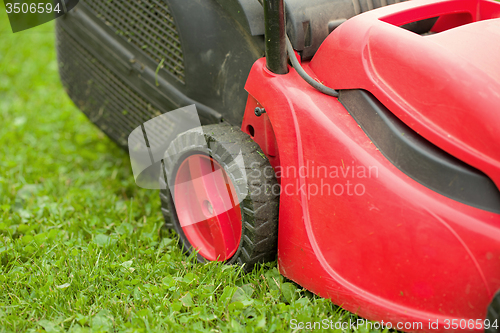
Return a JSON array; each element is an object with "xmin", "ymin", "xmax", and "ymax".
[{"xmin": 0, "ymin": 10, "xmax": 384, "ymax": 333}]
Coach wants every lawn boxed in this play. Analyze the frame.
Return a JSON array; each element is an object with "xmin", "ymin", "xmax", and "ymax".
[{"xmin": 0, "ymin": 9, "xmax": 383, "ymax": 333}]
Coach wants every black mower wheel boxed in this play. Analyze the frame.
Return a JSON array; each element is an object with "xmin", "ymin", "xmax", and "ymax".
[{"xmin": 159, "ymin": 124, "xmax": 279, "ymax": 271}]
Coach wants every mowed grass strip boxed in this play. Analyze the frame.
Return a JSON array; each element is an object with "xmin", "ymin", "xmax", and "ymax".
[{"xmin": 0, "ymin": 10, "xmax": 384, "ymax": 333}]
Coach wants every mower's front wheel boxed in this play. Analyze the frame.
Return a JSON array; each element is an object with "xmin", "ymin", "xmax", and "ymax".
[{"xmin": 160, "ymin": 125, "xmax": 279, "ymax": 271}]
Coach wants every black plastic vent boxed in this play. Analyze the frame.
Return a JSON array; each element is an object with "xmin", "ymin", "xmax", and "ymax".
[
  {"xmin": 56, "ymin": 25, "xmax": 175, "ymax": 148},
  {"xmin": 82, "ymin": 0, "xmax": 185, "ymax": 84}
]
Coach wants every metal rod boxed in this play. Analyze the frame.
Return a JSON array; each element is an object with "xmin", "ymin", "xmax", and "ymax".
[{"xmin": 264, "ymin": 0, "xmax": 288, "ymax": 74}]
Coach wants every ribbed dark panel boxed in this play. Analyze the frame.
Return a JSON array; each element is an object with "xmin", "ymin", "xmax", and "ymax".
[
  {"xmin": 83, "ymin": 0, "xmax": 185, "ymax": 84},
  {"xmin": 56, "ymin": 25, "xmax": 175, "ymax": 148}
]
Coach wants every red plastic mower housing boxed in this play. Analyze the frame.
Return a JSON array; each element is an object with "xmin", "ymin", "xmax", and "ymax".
[{"xmin": 241, "ymin": 0, "xmax": 500, "ymax": 331}]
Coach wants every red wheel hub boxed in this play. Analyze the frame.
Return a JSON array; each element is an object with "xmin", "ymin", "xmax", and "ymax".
[{"xmin": 173, "ymin": 154, "xmax": 242, "ymax": 261}]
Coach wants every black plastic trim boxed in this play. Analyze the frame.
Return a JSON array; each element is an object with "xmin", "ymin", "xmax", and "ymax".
[
  {"xmin": 486, "ymin": 290, "xmax": 500, "ymax": 333},
  {"xmin": 400, "ymin": 16, "xmax": 439, "ymax": 34},
  {"xmin": 339, "ymin": 90, "xmax": 500, "ymax": 214}
]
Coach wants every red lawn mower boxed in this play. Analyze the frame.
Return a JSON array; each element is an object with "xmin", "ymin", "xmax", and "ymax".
[{"xmin": 57, "ymin": 0, "xmax": 500, "ymax": 331}]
